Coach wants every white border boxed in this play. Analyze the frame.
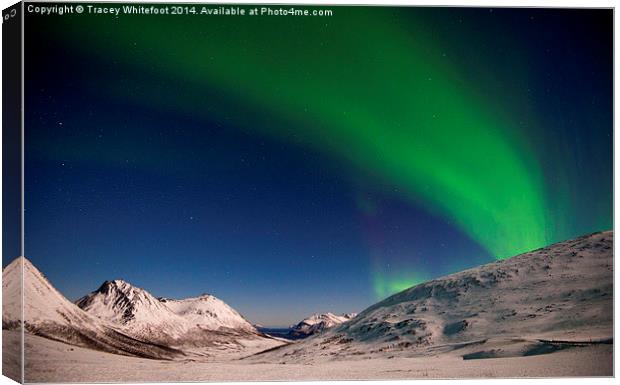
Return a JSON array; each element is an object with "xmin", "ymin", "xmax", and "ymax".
[{"xmin": 0, "ymin": 1, "xmax": 616, "ymax": 385}]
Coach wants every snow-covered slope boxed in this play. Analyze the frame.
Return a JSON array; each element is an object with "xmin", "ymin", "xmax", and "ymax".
[
  {"xmin": 2, "ymin": 257, "xmax": 22, "ymax": 331},
  {"xmin": 255, "ymin": 231, "xmax": 613, "ymax": 362},
  {"xmin": 2, "ymin": 257, "xmax": 182, "ymax": 360},
  {"xmin": 289, "ymin": 313, "xmax": 356, "ymax": 338},
  {"xmin": 76, "ymin": 279, "xmax": 263, "ymax": 349}
]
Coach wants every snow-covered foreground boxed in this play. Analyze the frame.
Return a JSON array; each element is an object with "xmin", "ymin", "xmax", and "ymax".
[
  {"xmin": 2, "ymin": 231, "xmax": 613, "ymax": 381},
  {"xmin": 4, "ymin": 331, "xmax": 612, "ymax": 382}
]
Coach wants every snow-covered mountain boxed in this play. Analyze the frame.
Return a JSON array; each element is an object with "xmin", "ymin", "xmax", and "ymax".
[
  {"xmin": 289, "ymin": 313, "xmax": 357, "ymax": 338},
  {"xmin": 255, "ymin": 231, "xmax": 613, "ymax": 363},
  {"xmin": 75, "ymin": 280, "xmax": 191, "ymax": 343},
  {"xmin": 2, "ymin": 257, "xmax": 182, "ymax": 360},
  {"xmin": 76, "ymin": 279, "xmax": 261, "ymax": 349}
]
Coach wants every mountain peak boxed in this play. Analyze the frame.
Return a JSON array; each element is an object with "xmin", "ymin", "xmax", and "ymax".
[
  {"xmin": 77, "ymin": 278, "xmax": 175, "ymax": 329},
  {"xmin": 5, "ymin": 256, "xmax": 36, "ymax": 274},
  {"xmin": 98, "ymin": 279, "xmax": 131, "ymax": 291}
]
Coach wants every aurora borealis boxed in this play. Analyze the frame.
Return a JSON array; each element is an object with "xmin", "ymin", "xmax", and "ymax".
[{"xmin": 21, "ymin": 5, "xmax": 612, "ymax": 325}]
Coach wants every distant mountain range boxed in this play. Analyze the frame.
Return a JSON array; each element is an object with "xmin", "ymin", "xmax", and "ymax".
[
  {"xmin": 3, "ymin": 231, "xmax": 613, "ymax": 365},
  {"xmin": 288, "ymin": 312, "xmax": 357, "ymax": 338},
  {"xmin": 258, "ymin": 312, "xmax": 357, "ymax": 340}
]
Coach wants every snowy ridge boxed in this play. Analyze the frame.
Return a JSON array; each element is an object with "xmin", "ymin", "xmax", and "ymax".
[
  {"xmin": 254, "ymin": 231, "xmax": 613, "ymax": 363},
  {"xmin": 2, "ymin": 257, "xmax": 182, "ymax": 360},
  {"xmin": 289, "ymin": 313, "xmax": 357, "ymax": 338},
  {"xmin": 160, "ymin": 294, "xmax": 254, "ymax": 332}
]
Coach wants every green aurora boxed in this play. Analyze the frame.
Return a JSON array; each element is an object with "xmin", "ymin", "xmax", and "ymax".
[{"xmin": 37, "ymin": 6, "xmax": 612, "ymax": 299}]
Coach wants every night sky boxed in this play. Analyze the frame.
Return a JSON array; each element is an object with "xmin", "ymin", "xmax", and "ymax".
[{"xmin": 19, "ymin": 6, "xmax": 612, "ymax": 326}]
